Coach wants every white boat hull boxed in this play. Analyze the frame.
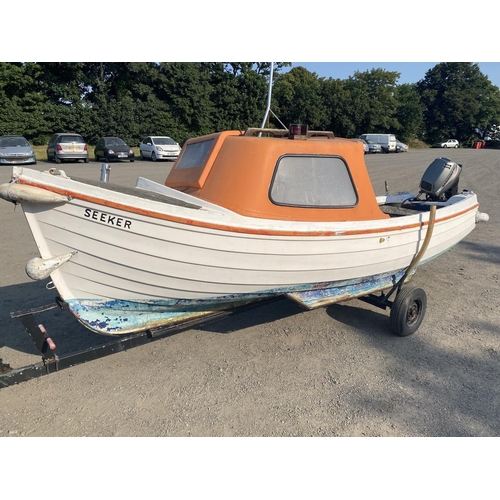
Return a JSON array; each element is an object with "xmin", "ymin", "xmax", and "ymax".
[{"xmin": 9, "ymin": 168, "xmax": 479, "ymax": 335}]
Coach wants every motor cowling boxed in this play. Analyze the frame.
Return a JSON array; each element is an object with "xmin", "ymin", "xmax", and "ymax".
[{"xmin": 419, "ymin": 157, "xmax": 462, "ymax": 201}]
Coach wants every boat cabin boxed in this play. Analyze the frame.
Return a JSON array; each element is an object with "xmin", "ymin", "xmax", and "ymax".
[{"xmin": 165, "ymin": 127, "xmax": 389, "ymax": 222}]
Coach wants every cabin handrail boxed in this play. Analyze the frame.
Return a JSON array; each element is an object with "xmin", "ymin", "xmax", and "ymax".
[
  {"xmin": 244, "ymin": 128, "xmax": 289, "ymax": 137},
  {"xmin": 307, "ymin": 131, "xmax": 335, "ymax": 139},
  {"xmin": 244, "ymin": 128, "xmax": 335, "ymax": 139}
]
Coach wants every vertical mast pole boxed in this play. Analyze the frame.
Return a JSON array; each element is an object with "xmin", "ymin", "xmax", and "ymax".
[{"xmin": 260, "ymin": 62, "xmax": 274, "ymax": 128}]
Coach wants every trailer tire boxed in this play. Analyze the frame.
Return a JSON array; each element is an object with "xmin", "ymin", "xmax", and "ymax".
[{"xmin": 390, "ymin": 286, "xmax": 427, "ymax": 336}]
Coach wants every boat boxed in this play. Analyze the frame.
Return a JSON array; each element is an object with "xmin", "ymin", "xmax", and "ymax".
[{"xmin": 0, "ymin": 125, "xmax": 489, "ymax": 337}]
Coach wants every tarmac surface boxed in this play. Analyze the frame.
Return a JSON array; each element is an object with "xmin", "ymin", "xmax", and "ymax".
[{"xmin": 0, "ymin": 150, "xmax": 498, "ymax": 437}]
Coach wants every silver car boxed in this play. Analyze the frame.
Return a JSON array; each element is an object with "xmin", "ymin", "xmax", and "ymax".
[
  {"xmin": 396, "ymin": 141, "xmax": 409, "ymax": 153},
  {"xmin": 139, "ymin": 136, "xmax": 181, "ymax": 161},
  {"xmin": 356, "ymin": 139, "xmax": 370, "ymax": 154},
  {"xmin": 0, "ymin": 136, "xmax": 36, "ymax": 165},
  {"xmin": 47, "ymin": 133, "xmax": 89, "ymax": 163},
  {"xmin": 365, "ymin": 140, "xmax": 382, "ymax": 154},
  {"xmin": 433, "ymin": 139, "xmax": 459, "ymax": 148}
]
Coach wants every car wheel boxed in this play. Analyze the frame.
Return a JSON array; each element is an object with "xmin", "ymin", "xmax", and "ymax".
[
  {"xmin": 130, "ymin": 159, "xmax": 135, "ymax": 162},
  {"xmin": 105, "ymin": 155, "xmax": 111, "ymax": 163},
  {"xmin": 84, "ymin": 158, "xmax": 89, "ymax": 163},
  {"xmin": 55, "ymin": 155, "xmax": 61, "ymax": 164},
  {"xmin": 454, "ymin": 145, "xmax": 458, "ymax": 148},
  {"xmin": 151, "ymin": 152, "xmax": 157, "ymax": 162}
]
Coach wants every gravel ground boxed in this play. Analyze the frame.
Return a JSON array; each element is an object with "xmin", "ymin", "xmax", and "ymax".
[{"xmin": 0, "ymin": 150, "xmax": 499, "ymax": 439}]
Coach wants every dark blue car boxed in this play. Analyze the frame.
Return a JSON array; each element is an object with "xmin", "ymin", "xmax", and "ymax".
[{"xmin": 94, "ymin": 137, "xmax": 135, "ymax": 162}]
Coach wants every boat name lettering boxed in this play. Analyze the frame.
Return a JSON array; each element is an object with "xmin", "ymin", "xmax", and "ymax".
[{"xmin": 84, "ymin": 209, "xmax": 132, "ymax": 229}]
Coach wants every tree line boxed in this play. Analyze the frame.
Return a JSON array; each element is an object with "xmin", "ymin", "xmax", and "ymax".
[{"xmin": 1, "ymin": 62, "xmax": 500, "ymax": 147}]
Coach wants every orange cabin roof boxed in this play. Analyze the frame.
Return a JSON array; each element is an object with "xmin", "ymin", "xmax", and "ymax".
[{"xmin": 165, "ymin": 129, "xmax": 389, "ymax": 222}]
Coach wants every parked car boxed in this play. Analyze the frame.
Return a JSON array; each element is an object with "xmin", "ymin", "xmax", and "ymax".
[
  {"xmin": 47, "ymin": 133, "xmax": 89, "ymax": 163},
  {"xmin": 359, "ymin": 133, "xmax": 397, "ymax": 153},
  {"xmin": 396, "ymin": 141, "xmax": 409, "ymax": 153},
  {"xmin": 355, "ymin": 139, "xmax": 369, "ymax": 154},
  {"xmin": 433, "ymin": 139, "xmax": 459, "ymax": 148},
  {"xmin": 94, "ymin": 137, "xmax": 135, "ymax": 162},
  {"xmin": 364, "ymin": 139, "xmax": 382, "ymax": 154},
  {"xmin": 0, "ymin": 135, "xmax": 36, "ymax": 165},
  {"xmin": 139, "ymin": 136, "xmax": 181, "ymax": 161}
]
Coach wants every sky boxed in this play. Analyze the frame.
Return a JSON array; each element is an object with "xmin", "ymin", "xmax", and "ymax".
[{"xmin": 290, "ymin": 62, "xmax": 500, "ymax": 88}]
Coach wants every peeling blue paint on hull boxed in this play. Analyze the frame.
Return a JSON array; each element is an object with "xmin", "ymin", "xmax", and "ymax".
[
  {"xmin": 67, "ymin": 297, "xmax": 260, "ymax": 335},
  {"xmin": 286, "ymin": 268, "xmax": 413, "ymax": 308},
  {"xmin": 66, "ymin": 267, "xmax": 413, "ymax": 335}
]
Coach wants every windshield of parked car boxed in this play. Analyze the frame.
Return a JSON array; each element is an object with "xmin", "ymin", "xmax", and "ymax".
[
  {"xmin": 153, "ymin": 137, "xmax": 176, "ymax": 146},
  {"xmin": 59, "ymin": 135, "xmax": 84, "ymax": 143},
  {"xmin": 0, "ymin": 137, "xmax": 30, "ymax": 148},
  {"xmin": 105, "ymin": 138, "xmax": 126, "ymax": 146}
]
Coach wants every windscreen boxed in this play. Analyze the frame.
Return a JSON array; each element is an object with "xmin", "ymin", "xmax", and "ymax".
[
  {"xmin": 60, "ymin": 135, "xmax": 84, "ymax": 143},
  {"xmin": 0, "ymin": 137, "xmax": 30, "ymax": 147},
  {"xmin": 176, "ymin": 139, "xmax": 214, "ymax": 169},
  {"xmin": 153, "ymin": 137, "xmax": 176, "ymax": 146},
  {"xmin": 270, "ymin": 155, "xmax": 357, "ymax": 207},
  {"xmin": 106, "ymin": 138, "xmax": 126, "ymax": 146}
]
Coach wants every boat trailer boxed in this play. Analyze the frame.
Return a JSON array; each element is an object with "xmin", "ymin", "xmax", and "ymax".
[
  {"xmin": 0, "ymin": 297, "xmax": 271, "ymax": 389},
  {"xmin": 0, "ymin": 283, "xmax": 428, "ymax": 390}
]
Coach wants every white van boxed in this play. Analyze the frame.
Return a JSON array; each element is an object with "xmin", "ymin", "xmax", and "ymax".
[{"xmin": 359, "ymin": 133, "xmax": 397, "ymax": 153}]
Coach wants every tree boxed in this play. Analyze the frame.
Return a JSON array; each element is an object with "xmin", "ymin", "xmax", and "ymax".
[
  {"xmin": 205, "ymin": 63, "xmax": 268, "ymax": 131},
  {"xmin": 272, "ymin": 66, "xmax": 328, "ymax": 129},
  {"xmin": 345, "ymin": 68, "xmax": 400, "ymax": 135},
  {"xmin": 394, "ymin": 83, "xmax": 424, "ymax": 142},
  {"xmin": 81, "ymin": 62, "xmax": 173, "ymax": 144},
  {"xmin": 12, "ymin": 62, "xmax": 490, "ymax": 149},
  {"xmin": 0, "ymin": 63, "xmax": 48, "ymax": 142},
  {"xmin": 417, "ymin": 62, "xmax": 500, "ymax": 145},
  {"xmin": 317, "ymin": 68, "xmax": 401, "ymax": 138},
  {"xmin": 320, "ymin": 77, "xmax": 358, "ymax": 137},
  {"xmin": 157, "ymin": 62, "xmax": 214, "ymax": 141}
]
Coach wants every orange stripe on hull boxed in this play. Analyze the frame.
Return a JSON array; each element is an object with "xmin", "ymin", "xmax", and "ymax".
[{"xmin": 18, "ymin": 179, "xmax": 478, "ymax": 237}]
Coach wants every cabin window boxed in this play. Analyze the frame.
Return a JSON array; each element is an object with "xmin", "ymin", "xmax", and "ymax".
[
  {"xmin": 176, "ymin": 139, "xmax": 214, "ymax": 169},
  {"xmin": 270, "ymin": 155, "xmax": 357, "ymax": 207}
]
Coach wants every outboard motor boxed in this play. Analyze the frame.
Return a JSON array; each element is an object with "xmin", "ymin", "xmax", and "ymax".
[{"xmin": 419, "ymin": 157, "xmax": 462, "ymax": 201}]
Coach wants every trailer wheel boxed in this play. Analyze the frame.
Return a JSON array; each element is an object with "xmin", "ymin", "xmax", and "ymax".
[{"xmin": 390, "ymin": 286, "xmax": 427, "ymax": 336}]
